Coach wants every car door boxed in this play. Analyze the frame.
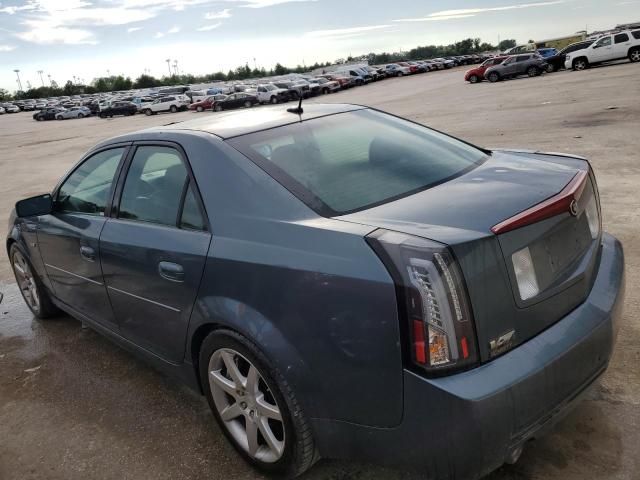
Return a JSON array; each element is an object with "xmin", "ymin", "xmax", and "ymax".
[
  {"xmin": 99, "ymin": 143, "xmax": 211, "ymax": 363},
  {"xmin": 613, "ymin": 32, "xmax": 631, "ymax": 59},
  {"xmin": 36, "ymin": 146, "xmax": 128, "ymax": 329},
  {"xmin": 591, "ymin": 35, "xmax": 613, "ymax": 62}
]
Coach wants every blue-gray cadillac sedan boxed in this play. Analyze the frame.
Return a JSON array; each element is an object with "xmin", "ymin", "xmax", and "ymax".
[{"xmin": 7, "ymin": 104, "xmax": 625, "ymax": 479}]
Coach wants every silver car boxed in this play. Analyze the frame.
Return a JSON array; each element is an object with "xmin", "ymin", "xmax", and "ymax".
[{"xmin": 55, "ymin": 106, "xmax": 91, "ymax": 120}]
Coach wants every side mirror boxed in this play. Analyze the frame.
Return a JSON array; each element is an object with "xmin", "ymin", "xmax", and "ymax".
[{"xmin": 16, "ymin": 193, "xmax": 52, "ymax": 218}]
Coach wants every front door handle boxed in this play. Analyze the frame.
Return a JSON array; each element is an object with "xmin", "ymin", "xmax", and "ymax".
[
  {"xmin": 80, "ymin": 246, "xmax": 96, "ymax": 262},
  {"xmin": 158, "ymin": 261, "xmax": 184, "ymax": 282}
]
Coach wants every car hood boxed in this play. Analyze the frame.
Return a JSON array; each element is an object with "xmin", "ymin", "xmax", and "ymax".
[{"xmin": 336, "ymin": 150, "xmax": 580, "ymax": 245}]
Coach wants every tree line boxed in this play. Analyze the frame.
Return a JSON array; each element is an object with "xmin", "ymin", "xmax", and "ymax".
[{"xmin": 1, "ymin": 37, "xmax": 516, "ymax": 101}]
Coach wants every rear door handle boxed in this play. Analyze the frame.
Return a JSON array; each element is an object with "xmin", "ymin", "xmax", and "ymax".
[
  {"xmin": 80, "ymin": 246, "xmax": 96, "ymax": 262},
  {"xmin": 158, "ymin": 261, "xmax": 184, "ymax": 282}
]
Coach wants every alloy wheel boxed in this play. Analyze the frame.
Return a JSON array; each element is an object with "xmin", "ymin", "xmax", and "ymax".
[
  {"xmin": 12, "ymin": 250, "xmax": 40, "ymax": 313},
  {"xmin": 208, "ymin": 348, "xmax": 285, "ymax": 463},
  {"xmin": 630, "ymin": 49, "xmax": 640, "ymax": 62},
  {"xmin": 575, "ymin": 60, "xmax": 587, "ymax": 70}
]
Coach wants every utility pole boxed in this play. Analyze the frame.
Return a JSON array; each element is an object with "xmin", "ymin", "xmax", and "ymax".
[
  {"xmin": 13, "ymin": 69, "xmax": 22, "ymax": 91},
  {"xmin": 166, "ymin": 58, "xmax": 172, "ymax": 76},
  {"xmin": 37, "ymin": 70, "xmax": 45, "ymax": 87}
]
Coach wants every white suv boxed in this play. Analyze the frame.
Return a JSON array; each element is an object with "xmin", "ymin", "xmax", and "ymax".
[
  {"xmin": 142, "ymin": 95, "xmax": 190, "ymax": 115},
  {"xmin": 254, "ymin": 84, "xmax": 290, "ymax": 104},
  {"xmin": 565, "ymin": 30, "xmax": 640, "ymax": 70}
]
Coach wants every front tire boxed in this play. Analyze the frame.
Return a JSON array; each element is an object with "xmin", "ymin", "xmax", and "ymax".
[
  {"xmin": 270, "ymin": 96, "xmax": 278, "ymax": 104},
  {"xmin": 527, "ymin": 66, "xmax": 539, "ymax": 77},
  {"xmin": 196, "ymin": 106, "xmax": 204, "ymax": 112},
  {"xmin": 545, "ymin": 64, "xmax": 555, "ymax": 73},
  {"xmin": 144, "ymin": 109, "xmax": 152, "ymax": 116},
  {"xmin": 170, "ymin": 105, "xmax": 178, "ymax": 113},
  {"xmin": 573, "ymin": 58, "xmax": 588, "ymax": 71},
  {"xmin": 214, "ymin": 104, "xmax": 223, "ymax": 112},
  {"xmin": 487, "ymin": 72, "xmax": 500, "ymax": 83},
  {"xmin": 629, "ymin": 47, "xmax": 640, "ymax": 63},
  {"xmin": 199, "ymin": 330, "xmax": 316, "ymax": 477},
  {"xmin": 468, "ymin": 74, "xmax": 479, "ymax": 84},
  {"xmin": 244, "ymin": 101, "xmax": 252, "ymax": 108},
  {"xmin": 9, "ymin": 244, "xmax": 59, "ymax": 319}
]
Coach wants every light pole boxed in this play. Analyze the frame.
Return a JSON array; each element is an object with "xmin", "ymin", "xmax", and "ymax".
[
  {"xmin": 13, "ymin": 69, "xmax": 22, "ymax": 91},
  {"xmin": 173, "ymin": 60, "xmax": 178, "ymax": 76},
  {"xmin": 37, "ymin": 70, "xmax": 45, "ymax": 87},
  {"xmin": 47, "ymin": 74, "xmax": 52, "ymax": 86},
  {"xmin": 166, "ymin": 58, "xmax": 172, "ymax": 76}
]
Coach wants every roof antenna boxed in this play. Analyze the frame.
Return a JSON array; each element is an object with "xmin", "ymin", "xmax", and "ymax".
[{"xmin": 287, "ymin": 95, "xmax": 303, "ymax": 115}]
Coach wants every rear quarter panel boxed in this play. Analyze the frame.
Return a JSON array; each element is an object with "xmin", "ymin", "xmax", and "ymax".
[{"xmin": 179, "ymin": 134, "xmax": 404, "ymax": 427}]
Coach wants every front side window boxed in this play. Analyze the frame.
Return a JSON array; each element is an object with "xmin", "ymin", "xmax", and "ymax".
[
  {"xmin": 231, "ymin": 109, "xmax": 487, "ymax": 215},
  {"xmin": 516, "ymin": 55, "xmax": 530, "ymax": 62},
  {"xmin": 57, "ymin": 148, "xmax": 124, "ymax": 215},
  {"xmin": 595, "ymin": 36, "xmax": 612, "ymax": 47},
  {"xmin": 119, "ymin": 146, "xmax": 188, "ymax": 227}
]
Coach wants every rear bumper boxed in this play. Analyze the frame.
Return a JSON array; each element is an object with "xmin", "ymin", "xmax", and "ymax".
[{"xmin": 312, "ymin": 233, "xmax": 624, "ymax": 479}]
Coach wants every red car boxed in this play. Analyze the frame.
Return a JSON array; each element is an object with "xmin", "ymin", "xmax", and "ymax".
[
  {"xmin": 319, "ymin": 74, "xmax": 352, "ymax": 89},
  {"xmin": 189, "ymin": 95, "xmax": 227, "ymax": 112},
  {"xmin": 465, "ymin": 56, "xmax": 508, "ymax": 83},
  {"xmin": 397, "ymin": 61, "xmax": 418, "ymax": 74}
]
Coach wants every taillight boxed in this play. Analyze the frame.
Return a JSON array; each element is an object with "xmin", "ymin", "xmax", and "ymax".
[
  {"xmin": 367, "ymin": 230, "xmax": 479, "ymax": 374},
  {"xmin": 491, "ymin": 169, "xmax": 589, "ymax": 234}
]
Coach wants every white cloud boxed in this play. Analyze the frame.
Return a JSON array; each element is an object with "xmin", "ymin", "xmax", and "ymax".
[
  {"xmin": 395, "ymin": 1, "xmax": 565, "ymax": 22},
  {"xmin": 127, "ymin": 26, "xmax": 143, "ymax": 32},
  {"xmin": 154, "ymin": 32, "xmax": 165, "ymax": 38},
  {"xmin": 167, "ymin": 25, "xmax": 181, "ymax": 33},
  {"xmin": 0, "ymin": 44, "xmax": 17, "ymax": 51},
  {"xmin": 394, "ymin": 14, "xmax": 476, "ymax": 23},
  {"xmin": 224, "ymin": 0, "xmax": 318, "ymax": 8},
  {"xmin": 197, "ymin": 22, "xmax": 222, "ymax": 31},
  {"xmin": 306, "ymin": 24, "xmax": 392, "ymax": 38},
  {"xmin": 205, "ymin": 8, "xmax": 232, "ymax": 19},
  {"xmin": 16, "ymin": 22, "xmax": 97, "ymax": 44}
]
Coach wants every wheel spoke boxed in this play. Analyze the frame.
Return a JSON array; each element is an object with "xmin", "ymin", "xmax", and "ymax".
[
  {"xmin": 210, "ymin": 370, "xmax": 238, "ymax": 397},
  {"xmin": 246, "ymin": 417, "xmax": 259, "ymax": 456},
  {"xmin": 258, "ymin": 417, "xmax": 284, "ymax": 457},
  {"xmin": 246, "ymin": 365, "xmax": 259, "ymax": 395},
  {"xmin": 219, "ymin": 402, "xmax": 243, "ymax": 421},
  {"xmin": 13, "ymin": 262, "xmax": 26, "ymax": 278},
  {"xmin": 221, "ymin": 351, "xmax": 245, "ymax": 388},
  {"xmin": 256, "ymin": 393, "xmax": 282, "ymax": 421}
]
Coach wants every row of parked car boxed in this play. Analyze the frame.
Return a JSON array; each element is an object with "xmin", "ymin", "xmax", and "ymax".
[
  {"xmin": 22, "ymin": 56, "xmax": 492, "ymax": 121},
  {"xmin": 464, "ymin": 28, "xmax": 640, "ymax": 84}
]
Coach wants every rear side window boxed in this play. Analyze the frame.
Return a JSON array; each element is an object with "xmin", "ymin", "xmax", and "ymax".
[
  {"xmin": 230, "ymin": 109, "xmax": 487, "ymax": 215},
  {"xmin": 633, "ymin": 31, "xmax": 640, "ymax": 40},
  {"xmin": 516, "ymin": 56, "xmax": 530, "ymax": 62},
  {"xmin": 180, "ymin": 183, "xmax": 206, "ymax": 231},
  {"xmin": 119, "ymin": 146, "xmax": 188, "ymax": 227},
  {"xmin": 614, "ymin": 33, "xmax": 629, "ymax": 43}
]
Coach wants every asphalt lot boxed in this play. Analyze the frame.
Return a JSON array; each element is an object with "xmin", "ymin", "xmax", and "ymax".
[{"xmin": 1, "ymin": 63, "xmax": 639, "ymax": 480}]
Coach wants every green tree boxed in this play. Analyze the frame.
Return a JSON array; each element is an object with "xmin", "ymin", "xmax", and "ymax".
[
  {"xmin": 498, "ymin": 39, "xmax": 517, "ymax": 51},
  {"xmin": 0, "ymin": 88, "xmax": 11, "ymax": 101},
  {"xmin": 273, "ymin": 63, "xmax": 287, "ymax": 75},
  {"xmin": 133, "ymin": 74, "xmax": 160, "ymax": 89}
]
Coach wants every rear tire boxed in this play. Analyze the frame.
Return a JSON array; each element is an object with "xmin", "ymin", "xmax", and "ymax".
[
  {"xmin": 199, "ymin": 330, "xmax": 317, "ymax": 478},
  {"xmin": 527, "ymin": 66, "xmax": 539, "ymax": 77},
  {"xmin": 9, "ymin": 244, "xmax": 59, "ymax": 319},
  {"xmin": 214, "ymin": 104, "xmax": 223, "ymax": 112},
  {"xmin": 77, "ymin": 113, "xmax": 84, "ymax": 118},
  {"xmin": 244, "ymin": 101, "xmax": 252, "ymax": 108},
  {"xmin": 196, "ymin": 106, "xmax": 204, "ymax": 112},
  {"xmin": 144, "ymin": 109, "xmax": 152, "ymax": 116},
  {"xmin": 270, "ymin": 96, "xmax": 278, "ymax": 104},
  {"xmin": 99, "ymin": 112, "xmax": 106, "ymax": 118},
  {"xmin": 545, "ymin": 64, "xmax": 554, "ymax": 73},
  {"xmin": 629, "ymin": 47, "xmax": 640, "ymax": 63}
]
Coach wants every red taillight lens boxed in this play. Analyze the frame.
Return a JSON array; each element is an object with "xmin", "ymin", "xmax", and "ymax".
[
  {"xmin": 491, "ymin": 169, "xmax": 589, "ymax": 234},
  {"xmin": 367, "ymin": 230, "xmax": 479, "ymax": 375}
]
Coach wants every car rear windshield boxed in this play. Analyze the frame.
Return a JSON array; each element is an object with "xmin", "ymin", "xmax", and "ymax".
[{"xmin": 229, "ymin": 109, "xmax": 487, "ymax": 216}]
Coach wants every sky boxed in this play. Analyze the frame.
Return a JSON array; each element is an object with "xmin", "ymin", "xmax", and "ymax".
[{"xmin": 0, "ymin": 0, "xmax": 637, "ymax": 91}]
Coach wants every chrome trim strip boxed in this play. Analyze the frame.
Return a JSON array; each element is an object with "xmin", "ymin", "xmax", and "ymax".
[
  {"xmin": 107, "ymin": 286, "xmax": 181, "ymax": 313},
  {"xmin": 45, "ymin": 263, "xmax": 103, "ymax": 286}
]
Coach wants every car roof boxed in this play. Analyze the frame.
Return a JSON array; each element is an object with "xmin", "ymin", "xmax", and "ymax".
[{"xmin": 136, "ymin": 103, "xmax": 366, "ymax": 140}]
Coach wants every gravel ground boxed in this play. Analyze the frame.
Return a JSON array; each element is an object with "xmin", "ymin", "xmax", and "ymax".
[{"xmin": 0, "ymin": 62, "xmax": 638, "ymax": 480}]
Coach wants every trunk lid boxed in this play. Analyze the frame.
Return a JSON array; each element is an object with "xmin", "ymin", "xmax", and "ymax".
[{"xmin": 339, "ymin": 150, "xmax": 601, "ymax": 362}]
